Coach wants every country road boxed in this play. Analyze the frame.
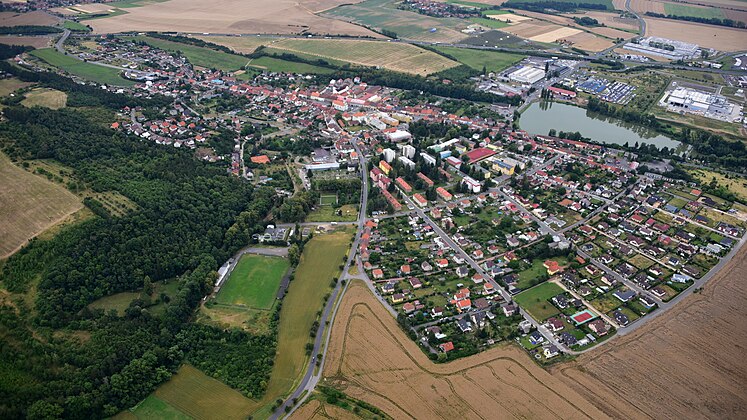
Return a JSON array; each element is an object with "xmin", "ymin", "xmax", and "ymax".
[{"xmin": 274, "ymin": 139, "xmax": 370, "ymax": 419}]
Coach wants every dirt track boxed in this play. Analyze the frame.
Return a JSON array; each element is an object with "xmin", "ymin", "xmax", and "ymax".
[
  {"xmin": 553, "ymin": 244, "xmax": 747, "ymax": 419},
  {"xmin": 318, "ymin": 281, "xmax": 611, "ymax": 419}
]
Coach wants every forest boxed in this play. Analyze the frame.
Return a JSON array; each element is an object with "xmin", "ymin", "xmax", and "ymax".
[{"xmin": 0, "ymin": 85, "xmax": 278, "ymax": 417}]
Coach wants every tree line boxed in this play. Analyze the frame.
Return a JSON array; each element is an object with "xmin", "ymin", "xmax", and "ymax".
[{"xmin": 645, "ymin": 12, "xmax": 745, "ymax": 29}]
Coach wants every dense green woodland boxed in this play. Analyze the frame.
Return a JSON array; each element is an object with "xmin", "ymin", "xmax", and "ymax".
[{"xmin": 0, "ymin": 75, "xmax": 278, "ymax": 417}]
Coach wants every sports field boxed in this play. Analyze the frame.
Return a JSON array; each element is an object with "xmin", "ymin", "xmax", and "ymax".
[
  {"xmin": 514, "ymin": 281, "xmax": 564, "ymax": 321},
  {"xmin": 21, "ymin": 88, "xmax": 67, "ymax": 109},
  {"xmin": 29, "ymin": 48, "xmax": 135, "ymax": 86},
  {"xmin": 252, "ymin": 229, "xmax": 353, "ymax": 417},
  {"xmin": 130, "ymin": 36, "xmax": 249, "ymax": 72},
  {"xmin": 216, "ymin": 254, "xmax": 289, "ymax": 310},
  {"xmin": 0, "ymin": 152, "xmax": 83, "ymax": 258},
  {"xmin": 434, "ymin": 45, "xmax": 524, "ymax": 73}
]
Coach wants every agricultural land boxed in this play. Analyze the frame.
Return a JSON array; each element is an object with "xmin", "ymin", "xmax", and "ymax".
[
  {"xmin": 86, "ymin": 0, "xmax": 379, "ymax": 37},
  {"xmin": 0, "ymin": 152, "xmax": 82, "ymax": 258},
  {"xmin": 29, "ymin": 48, "xmax": 135, "ymax": 86},
  {"xmin": 319, "ymin": 280, "xmax": 612, "ymax": 419},
  {"xmin": 197, "ymin": 36, "xmax": 459, "ymax": 76}
]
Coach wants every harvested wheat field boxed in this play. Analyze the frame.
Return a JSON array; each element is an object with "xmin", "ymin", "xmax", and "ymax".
[
  {"xmin": 0, "ymin": 35, "xmax": 52, "ymax": 48},
  {"xmin": 627, "ymin": 0, "xmax": 666, "ymax": 14},
  {"xmin": 553, "ymin": 243, "xmax": 747, "ymax": 419},
  {"xmin": 574, "ymin": 10, "xmax": 640, "ymax": 31},
  {"xmin": 0, "ymin": 11, "xmax": 59, "ymax": 26},
  {"xmin": 517, "ymin": 10, "xmax": 635, "ymax": 40},
  {"xmin": 488, "ymin": 13, "xmax": 532, "ymax": 23},
  {"xmin": 644, "ymin": 17, "xmax": 747, "ymax": 51},
  {"xmin": 564, "ymin": 32, "xmax": 615, "ymax": 51},
  {"xmin": 88, "ymin": 0, "xmax": 379, "ymax": 37},
  {"xmin": 0, "ymin": 152, "xmax": 82, "ymax": 258},
  {"xmin": 319, "ymin": 280, "xmax": 612, "ymax": 420},
  {"xmin": 530, "ymin": 26, "xmax": 582, "ymax": 42},
  {"xmin": 200, "ymin": 37, "xmax": 458, "ymax": 75}
]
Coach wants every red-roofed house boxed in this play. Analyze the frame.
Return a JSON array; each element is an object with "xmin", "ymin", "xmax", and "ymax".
[
  {"xmin": 439, "ymin": 341, "xmax": 454, "ymax": 352},
  {"xmin": 250, "ymin": 155, "xmax": 271, "ymax": 164}
]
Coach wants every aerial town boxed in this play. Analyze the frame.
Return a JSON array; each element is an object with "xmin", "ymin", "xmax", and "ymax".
[{"xmin": 0, "ymin": 0, "xmax": 746, "ymax": 419}]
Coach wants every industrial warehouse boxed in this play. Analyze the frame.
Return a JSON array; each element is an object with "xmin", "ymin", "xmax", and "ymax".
[
  {"xmin": 660, "ymin": 85, "xmax": 743, "ymax": 123},
  {"xmin": 623, "ymin": 37, "xmax": 701, "ymax": 60}
]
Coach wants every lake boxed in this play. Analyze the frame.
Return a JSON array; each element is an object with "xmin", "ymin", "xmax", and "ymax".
[{"xmin": 519, "ymin": 101, "xmax": 683, "ymax": 150}]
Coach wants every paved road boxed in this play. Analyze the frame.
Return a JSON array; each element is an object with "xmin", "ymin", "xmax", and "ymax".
[
  {"xmin": 625, "ymin": 0, "xmax": 646, "ymax": 36},
  {"xmin": 275, "ymin": 141, "xmax": 370, "ymax": 419}
]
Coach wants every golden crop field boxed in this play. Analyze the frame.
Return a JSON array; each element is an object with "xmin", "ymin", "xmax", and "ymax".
[
  {"xmin": 0, "ymin": 152, "xmax": 82, "ymax": 258},
  {"xmin": 201, "ymin": 36, "xmax": 459, "ymax": 76},
  {"xmin": 321, "ymin": 280, "xmax": 612, "ymax": 419}
]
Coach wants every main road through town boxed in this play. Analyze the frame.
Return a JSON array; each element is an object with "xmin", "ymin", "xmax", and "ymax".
[{"xmin": 273, "ymin": 140, "xmax": 369, "ymax": 419}]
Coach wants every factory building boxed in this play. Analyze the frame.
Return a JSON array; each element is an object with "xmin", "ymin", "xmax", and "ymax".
[{"xmin": 508, "ymin": 66, "xmax": 546, "ymax": 85}]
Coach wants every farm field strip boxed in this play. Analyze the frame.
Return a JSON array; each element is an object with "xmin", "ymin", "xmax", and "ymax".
[
  {"xmin": 268, "ymin": 38, "xmax": 458, "ymax": 75},
  {"xmin": 0, "ymin": 152, "xmax": 83, "ymax": 258},
  {"xmin": 249, "ymin": 230, "xmax": 353, "ymax": 417}
]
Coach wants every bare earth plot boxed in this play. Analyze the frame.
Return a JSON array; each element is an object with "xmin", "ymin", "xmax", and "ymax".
[
  {"xmin": 0, "ymin": 152, "xmax": 82, "ymax": 258},
  {"xmin": 0, "ymin": 11, "xmax": 59, "ymax": 26},
  {"xmin": 200, "ymin": 37, "xmax": 458, "ymax": 76},
  {"xmin": 318, "ymin": 280, "xmax": 611, "ymax": 420},
  {"xmin": 88, "ymin": 0, "xmax": 379, "ymax": 38},
  {"xmin": 519, "ymin": 10, "xmax": 634, "ymax": 39},
  {"xmin": 564, "ymin": 32, "xmax": 615, "ymax": 52},
  {"xmin": 0, "ymin": 35, "xmax": 53, "ymax": 48},
  {"xmin": 565, "ymin": 11, "xmax": 640, "ymax": 32},
  {"xmin": 644, "ymin": 17, "xmax": 747, "ymax": 51},
  {"xmin": 553, "ymin": 244, "xmax": 747, "ymax": 419}
]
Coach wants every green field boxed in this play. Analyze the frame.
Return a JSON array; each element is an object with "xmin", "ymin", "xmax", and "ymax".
[
  {"xmin": 63, "ymin": 20, "xmax": 91, "ymax": 32},
  {"xmin": 253, "ymin": 230, "xmax": 353, "ymax": 417},
  {"xmin": 88, "ymin": 279, "xmax": 180, "ymax": 315},
  {"xmin": 434, "ymin": 46, "xmax": 524, "ymax": 73},
  {"xmin": 323, "ymin": 0, "xmax": 469, "ymax": 43},
  {"xmin": 29, "ymin": 48, "xmax": 135, "ymax": 86},
  {"xmin": 131, "ymin": 364, "xmax": 256, "ymax": 420},
  {"xmin": 215, "ymin": 254, "xmax": 289, "ymax": 310},
  {"xmin": 470, "ymin": 17, "xmax": 511, "ymax": 29},
  {"xmin": 21, "ymin": 88, "xmax": 67, "ymax": 109},
  {"xmin": 515, "ymin": 282, "xmax": 564, "ymax": 321},
  {"xmin": 320, "ymin": 194, "xmax": 338, "ymax": 205},
  {"xmin": 131, "ymin": 36, "xmax": 249, "ymax": 72},
  {"xmin": 306, "ymin": 204, "xmax": 359, "ymax": 222},
  {"xmin": 664, "ymin": 4, "xmax": 725, "ymax": 19},
  {"xmin": 248, "ymin": 55, "xmax": 335, "ymax": 74},
  {"xmin": 128, "ymin": 395, "xmax": 190, "ymax": 420}
]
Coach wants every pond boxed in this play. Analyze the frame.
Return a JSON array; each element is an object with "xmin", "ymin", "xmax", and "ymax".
[{"xmin": 519, "ymin": 101, "xmax": 684, "ymax": 151}]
